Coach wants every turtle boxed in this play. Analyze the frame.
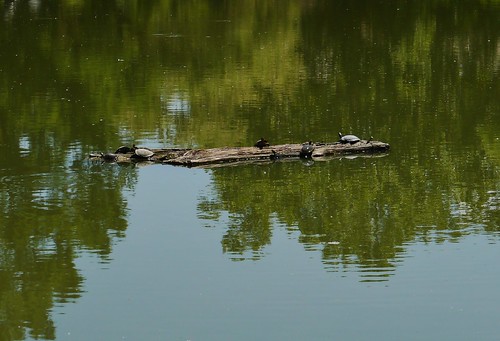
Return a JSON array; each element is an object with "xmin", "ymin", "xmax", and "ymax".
[
  {"xmin": 131, "ymin": 148, "xmax": 154, "ymax": 160},
  {"xmin": 270, "ymin": 150, "xmax": 283, "ymax": 161},
  {"xmin": 115, "ymin": 145, "xmax": 134, "ymax": 154},
  {"xmin": 300, "ymin": 141, "xmax": 315, "ymax": 158},
  {"xmin": 254, "ymin": 137, "xmax": 270, "ymax": 149},
  {"xmin": 338, "ymin": 132, "xmax": 360, "ymax": 144},
  {"xmin": 101, "ymin": 152, "xmax": 117, "ymax": 162}
]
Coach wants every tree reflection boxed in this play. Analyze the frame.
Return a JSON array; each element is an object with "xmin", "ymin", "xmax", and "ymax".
[
  {"xmin": 0, "ymin": 159, "xmax": 136, "ymax": 339},
  {"xmin": 200, "ymin": 148, "xmax": 498, "ymax": 278}
]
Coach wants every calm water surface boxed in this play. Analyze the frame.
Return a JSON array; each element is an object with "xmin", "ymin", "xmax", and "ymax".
[{"xmin": 0, "ymin": 1, "xmax": 499, "ymax": 340}]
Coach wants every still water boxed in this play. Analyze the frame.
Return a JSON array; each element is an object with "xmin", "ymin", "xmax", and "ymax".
[{"xmin": 0, "ymin": 1, "xmax": 499, "ymax": 340}]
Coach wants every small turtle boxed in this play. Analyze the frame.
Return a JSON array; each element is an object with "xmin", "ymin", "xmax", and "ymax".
[
  {"xmin": 366, "ymin": 136, "xmax": 374, "ymax": 144},
  {"xmin": 115, "ymin": 145, "xmax": 134, "ymax": 154},
  {"xmin": 338, "ymin": 132, "xmax": 360, "ymax": 144},
  {"xmin": 270, "ymin": 150, "xmax": 283, "ymax": 161},
  {"xmin": 101, "ymin": 152, "xmax": 117, "ymax": 162},
  {"xmin": 254, "ymin": 137, "xmax": 270, "ymax": 149},
  {"xmin": 131, "ymin": 148, "xmax": 154, "ymax": 160},
  {"xmin": 300, "ymin": 141, "xmax": 315, "ymax": 158}
]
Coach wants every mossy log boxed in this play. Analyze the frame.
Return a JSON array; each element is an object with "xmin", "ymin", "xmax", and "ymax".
[{"xmin": 90, "ymin": 140, "xmax": 390, "ymax": 167}]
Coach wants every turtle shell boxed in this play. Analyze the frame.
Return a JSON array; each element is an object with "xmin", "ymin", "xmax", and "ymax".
[
  {"xmin": 115, "ymin": 145, "xmax": 133, "ymax": 154},
  {"xmin": 101, "ymin": 153, "xmax": 117, "ymax": 162},
  {"xmin": 300, "ymin": 141, "xmax": 315, "ymax": 158},
  {"xmin": 338, "ymin": 132, "xmax": 360, "ymax": 144},
  {"xmin": 134, "ymin": 148, "xmax": 154, "ymax": 158},
  {"xmin": 254, "ymin": 138, "xmax": 270, "ymax": 149}
]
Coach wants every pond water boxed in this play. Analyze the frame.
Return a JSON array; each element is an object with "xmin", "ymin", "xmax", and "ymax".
[{"xmin": 0, "ymin": 1, "xmax": 499, "ymax": 340}]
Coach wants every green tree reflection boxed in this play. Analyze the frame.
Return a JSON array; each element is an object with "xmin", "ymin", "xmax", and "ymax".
[
  {"xmin": 0, "ymin": 159, "xmax": 135, "ymax": 339},
  {"xmin": 200, "ymin": 148, "xmax": 498, "ymax": 272}
]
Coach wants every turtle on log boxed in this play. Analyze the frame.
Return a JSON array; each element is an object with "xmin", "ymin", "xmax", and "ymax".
[
  {"xmin": 131, "ymin": 148, "xmax": 154, "ymax": 160},
  {"xmin": 115, "ymin": 145, "xmax": 134, "ymax": 154},
  {"xmin": 338, "ymin": 132, "xmax": 360, "ymax": 144},
  {"xmin": 101, "ymin": 153, "xmax": 117, "ymax": 162},
  {"xmin": 254, "ymin": 138, "xmax": 270, "ymax": 149},
  {"xmin": 300, "ymin": 141, "xmax": 315, "ymax": 158}
]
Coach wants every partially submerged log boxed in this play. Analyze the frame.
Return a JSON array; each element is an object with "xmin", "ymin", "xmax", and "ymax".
[{"xmin": 90, "ymin": 139, "xmax": 389, "ymax": 167}]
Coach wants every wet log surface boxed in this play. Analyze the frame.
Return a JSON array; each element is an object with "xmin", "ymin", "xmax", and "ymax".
[{"xmin": 90, "ymin": 140, "xmax": 389, "ymax": 167}]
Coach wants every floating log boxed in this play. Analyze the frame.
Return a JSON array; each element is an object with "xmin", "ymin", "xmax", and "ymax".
[{"xmin": 89, "ymin": 140, "xmax": 389, "ymax": 167}]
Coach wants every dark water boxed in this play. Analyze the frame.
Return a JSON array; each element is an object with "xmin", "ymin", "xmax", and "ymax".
[{"xmin": 0, "ymin": 1, "xmax": 499, "ymax": 340}]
